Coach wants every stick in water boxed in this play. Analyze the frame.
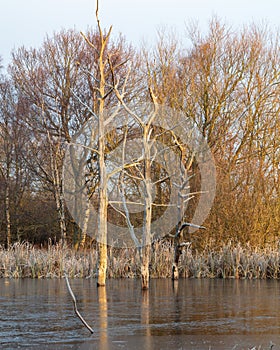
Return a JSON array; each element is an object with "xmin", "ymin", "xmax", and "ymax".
[{"xmin": 64, "ymin": 273, "xmax": 94, "ymax": 334}]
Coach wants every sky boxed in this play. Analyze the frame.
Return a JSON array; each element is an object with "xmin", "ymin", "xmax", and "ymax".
[{"xmin": 0, "ymin": 0, "xmax": 280, "ymax": 69}]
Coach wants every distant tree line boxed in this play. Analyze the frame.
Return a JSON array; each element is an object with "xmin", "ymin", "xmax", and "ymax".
[{"xmin": 0, "ymin": 18, "xmax": 280, "ymax": 253}]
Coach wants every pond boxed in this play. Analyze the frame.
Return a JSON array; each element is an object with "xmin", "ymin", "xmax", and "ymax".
[{"xmin": 1, "ymin": 278, "xmax": 280, "ymax": 349}]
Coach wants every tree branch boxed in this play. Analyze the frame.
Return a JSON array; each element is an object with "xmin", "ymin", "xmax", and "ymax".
[{"xmin": 64, "ymin": 273, "xmax": 94, "ymax": 334}]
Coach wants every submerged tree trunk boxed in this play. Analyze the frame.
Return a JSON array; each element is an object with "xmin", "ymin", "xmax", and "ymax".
[
  {"xmin": 97, "ymin": 132, "xmax": 108, "ymax": 286},
  {"xmin": 172, "ymin": 144, "xmax": 190, "ymax": 281},
  {"xmin": 141, "ymin": 245, "xmax": 151, "ymax": 289},
  {"xmin": 141, "ymin": 126, "xmax": 153, "ymax": 290},
  {"xmin": 172, "ymin": 226, "xmax": 188, "ymax": 280},
  {"xmin": 95, "ymin": 17, "xmax": 111, "ymax": 287},
  {"xmin": 172, "ymin": 238, "xmax": 180, "ymax": 280},
  {"xmin": 97, "ymin": 242, "xmax": 107, "ymax": 286},
  {"xmin": 80, "ymin": 4, "xmax": 113, "ymax": 286}
]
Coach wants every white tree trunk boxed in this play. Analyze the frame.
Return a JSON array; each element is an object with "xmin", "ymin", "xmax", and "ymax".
[
  {"xmin": 5, "ymin": 181, "xmax": 11, "ymax": 248},
  {"xmin": 141, "ymin": 127, "xmax": 152, "ymax": 289}
]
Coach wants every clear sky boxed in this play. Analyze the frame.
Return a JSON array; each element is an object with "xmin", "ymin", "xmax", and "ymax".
[{"xmin": 0, "ymin": 0, "xmax": 279, "ymax": 68}]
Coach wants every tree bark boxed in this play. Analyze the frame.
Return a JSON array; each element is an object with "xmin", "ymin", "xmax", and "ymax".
[
  {"xmin": 97, "ymin": 143, "xmax": 108, "ymax": 286},
  {"xmin": 141, "ymin": 245, "xmax": 151, "ymax": 290},
  {"xmin": 95, "ymin": 20, "xmax": 110, "ymax": 286},
  {"xmin": 5, "ymin": 181, "xmax": 11, "ymax": 248},
  {"xmin": 81, "ymin": 11, "xmax": 112, "ymax": 286},
  {"xmin": 141, "ymin": 126, "xmax": 152, "ymax": 289},
  {"xmin": 172, "ymin": 239, "xmax": 181, "ymax": 280}
]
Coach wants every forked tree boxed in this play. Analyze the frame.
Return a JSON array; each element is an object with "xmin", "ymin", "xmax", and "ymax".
[
  {"xmin": 81, "ymin": 8, "xmax": 112, "ymax": 286},
  {"xmin": 111, "ymin": 93, "xmax": 160, "ymax": 289},
  {"xmin": 77, "ymin": 1, "xmax": 135, "ymax": 286}
]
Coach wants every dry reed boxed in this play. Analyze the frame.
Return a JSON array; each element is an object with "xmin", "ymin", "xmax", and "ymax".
[{"xmin": 1, "ymin": 241, "xmax": 280, "ymax": 279}]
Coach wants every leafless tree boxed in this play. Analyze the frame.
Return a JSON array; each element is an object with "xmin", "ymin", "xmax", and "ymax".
[{"xmin": 0, "ymin": 80, "xmax": 31, "ymax": 246}]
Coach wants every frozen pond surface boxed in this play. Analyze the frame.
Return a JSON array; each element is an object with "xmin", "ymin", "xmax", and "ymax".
[{"xmin": 1, "ymin": 278, "xmax": 280, "ymax": 349}]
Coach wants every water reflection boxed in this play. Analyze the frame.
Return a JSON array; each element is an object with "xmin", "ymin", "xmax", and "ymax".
[
  {"xmin": 1, "ymin": 279, "xmax": 280, "ymax": 349},
  {"xmin": 98, "ymin": 287, "xmax": 108, "ymax": 350},
  {"xmin": 141, "ymin": 290, "xmax": 152, "ymax": 348}
]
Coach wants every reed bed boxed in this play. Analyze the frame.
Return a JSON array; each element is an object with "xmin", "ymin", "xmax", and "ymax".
[
  {"xmin": 0, "ymin": 242, "xmax": 97, "ymax": 279},
  {"xmin": 1, "ymin": 241, "xmax": 280, "ymax": 279}
]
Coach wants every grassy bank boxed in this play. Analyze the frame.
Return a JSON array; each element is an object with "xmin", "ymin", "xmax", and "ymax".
[{"xmin": 1, "ymin": 241, "xmax": 280, "ymax": 279}]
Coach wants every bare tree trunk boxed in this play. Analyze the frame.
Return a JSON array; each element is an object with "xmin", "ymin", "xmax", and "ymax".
[
  {"xmin": 59, "ymin": 172, "xmax": 67, "ymax": 244},
  {"xmin": 172, "ymin": 237, "xmax": 181, "ymax": 280},
  {"xmin": 79, "ymin": 2, "xmax": 113, "ymax": 286},
  {"xmin": 97, "ymin": 134, "xmax": 108, "ymax": 286},
  {"xmin": 44, "ymin": 108, "xmax": 67, "ymax": 245},
  {"xmin": 95, "ymin": 20, "xmax": 111, "ymax": 286},
  {"xmin": 79, "ymin": 199, "xmax": 90, "ymax": 249},
  {"xmin": 5, "ymin": 181, "xmax": 11, "ymax": 248},
  {"xmin": 52, "ymin": 144, "xmax": 67, "ymax": 245},
  {"xmin": 141, "ymin": 245, "xmax": 150, "ymax": 289},
  {"xmin": 172, "ymin": 190, "xmax": 186, "ymax": 280},
  {"xmin": 141, "ymin": 126, "xmax": 152, "ymax": 289},
  {"xmin": 172, "ymin": 143, "xmax": 191, "ymax": 280}
]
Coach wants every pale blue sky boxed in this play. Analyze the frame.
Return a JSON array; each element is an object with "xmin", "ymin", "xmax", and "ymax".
[{"xmin": 0, "ymin": 0, "xmax": 279, "ymax": 68}]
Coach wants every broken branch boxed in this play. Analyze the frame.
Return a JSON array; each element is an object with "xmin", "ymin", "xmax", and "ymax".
[{"xmin": 64, "ymin": 273, "xmax": 94, "ymax": 334}]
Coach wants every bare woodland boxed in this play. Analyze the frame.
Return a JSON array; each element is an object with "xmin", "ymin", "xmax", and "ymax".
[{"xmin": 1, "ymin": 14, "xmax": 280, "ymax": 288}]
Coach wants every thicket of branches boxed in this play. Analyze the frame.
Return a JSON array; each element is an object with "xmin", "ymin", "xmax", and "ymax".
[{"xmin": 0, "ymin": 18, "xmax": 280, "ymax": 252}]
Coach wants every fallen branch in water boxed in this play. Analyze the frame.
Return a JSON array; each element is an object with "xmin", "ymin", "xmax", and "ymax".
[{"xmin": 64, "ymin": 272, "xmax": 94, "ymax": 334}]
